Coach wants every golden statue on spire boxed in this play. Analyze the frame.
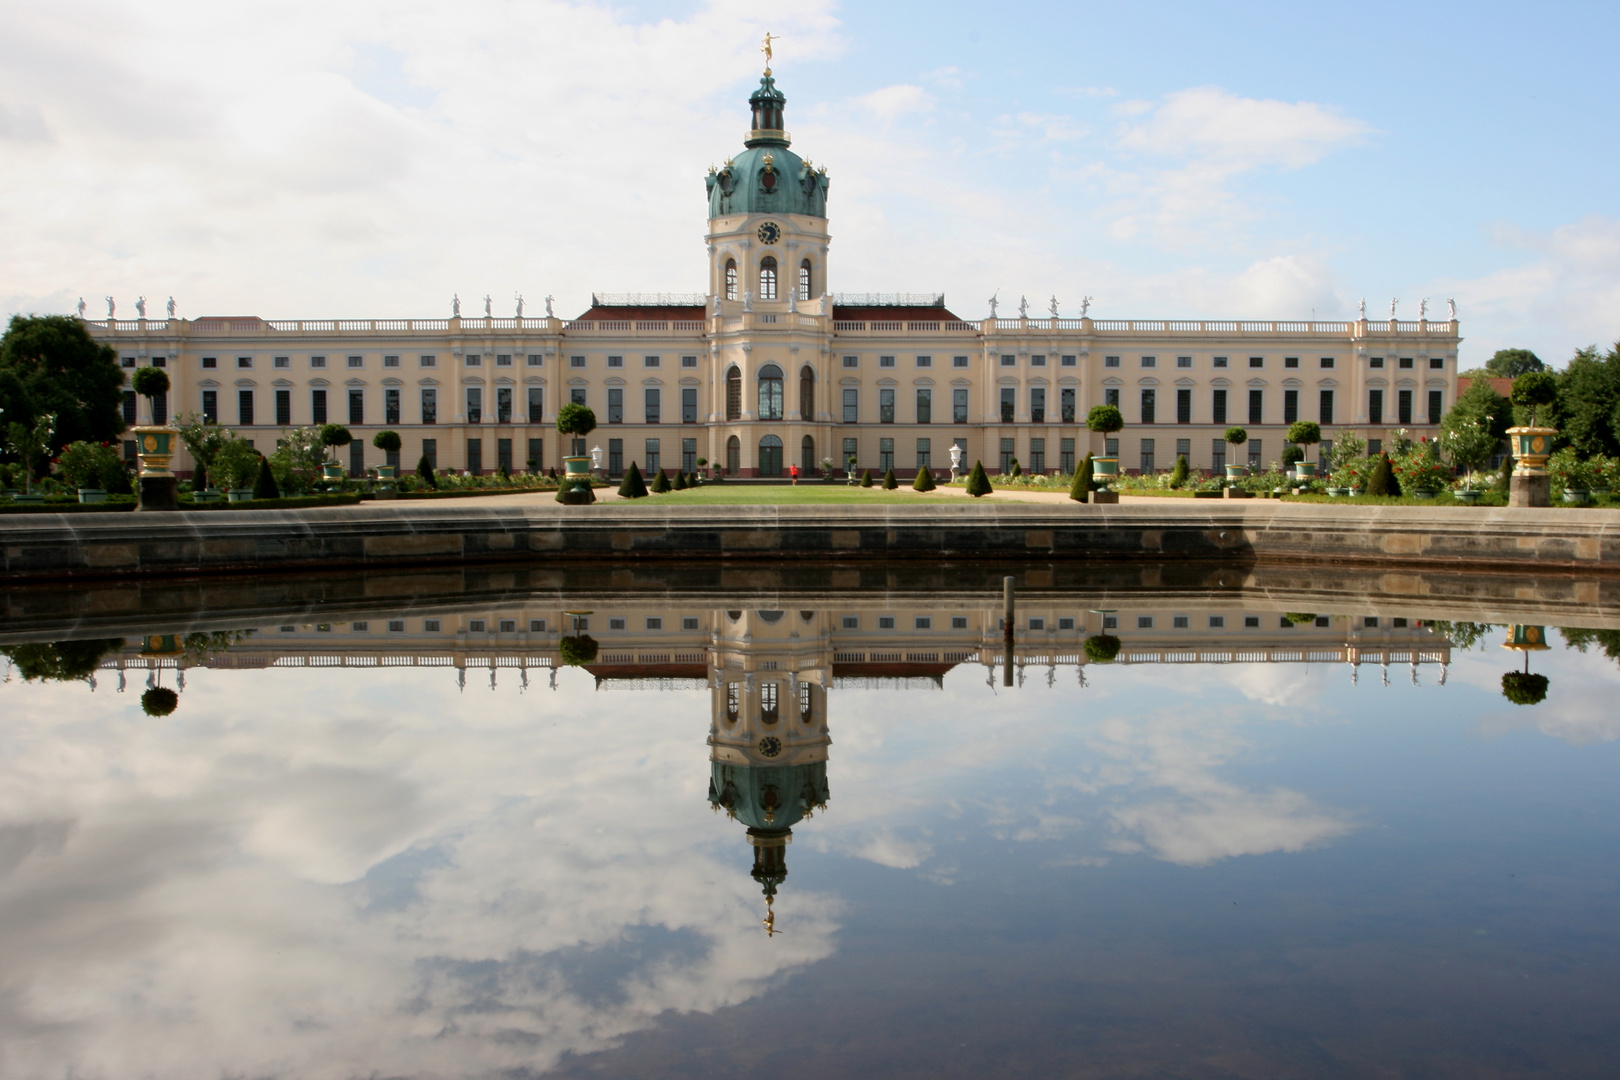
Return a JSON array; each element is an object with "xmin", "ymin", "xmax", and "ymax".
[{"xmin": 761, "ymin": 31, "xmax": 778, "ymax": 75}]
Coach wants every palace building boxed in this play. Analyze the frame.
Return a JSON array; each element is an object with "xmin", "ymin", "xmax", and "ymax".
[{"xmin": 85, "ymin": 66, "xmax": 1461, "ymax": 479}]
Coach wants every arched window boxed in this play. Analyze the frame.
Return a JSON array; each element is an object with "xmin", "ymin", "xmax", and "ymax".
[
  {"xmin": 799, "ymin": 260, "xmax": 812, "ymax": 301},
  {"xmin": 801, "ymin": 434, "xmax": 816, "ymax": 473},
  {"xmin": 758, "ymin": 434, "xmax": 783, "ymax": 477},
  {"xmin": 726, "ymin": 434, "xmax": 741, "ymax": 475},
  {"xmin": 759, "ymin": 256, "xmax": 778, "ymax": 301},
  {"xmin": 799, "ymin": 365, "xmax": 814, "ymax": 421},
  {"xmin": 724, "ymin": 259, "xmax": 738, "ymax": 301},
  {"xmin": 725, "ymin": 366, "xmax": 742, "ymax": 420},
  {"xmin": 757, "ymin": 363, "xmax": 783, "ymax": 420}
]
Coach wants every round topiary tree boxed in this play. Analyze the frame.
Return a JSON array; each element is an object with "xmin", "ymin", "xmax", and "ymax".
[
  {"xmin": 1086, "ymin": 404, "xmax": 1123, "ymax": 440},
  {"xmin": 1084, "ymin": 634, "xmax": 1122, "ymax": 663},
  {"xmin": 318, "ymin": 424, "xmax": 352, "ymax": 469},
  {"xmin": 1286, "ymin": 420, "xmax": 1322, "ymax": 453},
  {"xmin": 1510, "ymin": 370, "xmax": 1558, "ymax": 428},
  {"xmin": 373, "ymin": 429, "xmax": 401, "ymax": 467},
  {"xmin": 558, "ymin": 634, "xmax": 599, "ymax": 667},
  {"xmin": 1501, "ymin": 671, "xmax": 1549, "ymax": 705},
  {"xmin": 964, "ymin": 460, "xmax": 993, "ymax": 497},
  {"xmin": 556, "ymin": 402, "xmax": 597, "ymax": 456},
  {"xmin": 130, "ymin": 366, "xmax": 170, "ymax": 415},
  {"xmin": 140, "ymin": 686, "xmax": 179, "ymax": 716},
  {"xmin": 1224, "ymin": 426, "xmax": 1248, "ymax": 451}
]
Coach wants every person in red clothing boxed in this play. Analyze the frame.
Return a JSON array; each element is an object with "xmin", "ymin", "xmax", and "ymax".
[{"xmin": 789, "ymin": 463, "xmax": 799, "ymax": 485}]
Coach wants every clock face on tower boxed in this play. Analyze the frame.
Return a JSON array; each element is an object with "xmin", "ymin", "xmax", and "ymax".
[
  {"xmin": 756, "ymin": 221, "xmax": 781, "ymax": 245},
  {"xmin": 758, "ymin": 736, "xmax": 782, "ymax": 758}
]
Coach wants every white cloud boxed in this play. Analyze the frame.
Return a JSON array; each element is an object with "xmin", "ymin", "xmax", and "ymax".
[
  {"xmin": 1116, "ymin": 86, "xmax": 1372, "ymax": 169},
  {"xmin": 855, "ymin": 83, "xmax": 935, "ymax": 122}
]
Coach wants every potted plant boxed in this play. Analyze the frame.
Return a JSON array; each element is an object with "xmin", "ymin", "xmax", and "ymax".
[
  {"xmin": 1504, "ymin": 370, "xmax": 1559, "ymax": 505},
  {"xmin": 177, "ymin": 413, "xmax": 234, "ymax": 501},
  {"xmin": 1083, "ymin": 634, "xmax": 1122, "ymax": 663},
  {"xmin": 372, "ymin": 430, "xmax": 401, "ymax": 477},
  {"xmin": 558, "ymin": 633, "xmax": 599, "ymax": 666},
  {"xmin": 212, "ymin": 436, "xmax": 263, "ymax": 501},
  {"xmin": 1439, "ymin": 410, "xmax": 1497, "ymax": 505},
  {"xmin": 1549, "ymin": 448, "xmax": 1590, "ymax": 504},
  {"xmin": 821, "ymin": 456, "xmax": 834, "ymax": 483},
  {"xmin": 1086, "ymin": 404, "xmax": 1124, "ymax": 487},
  {"xmin": 1285, "ymin": 421, "xmax": 1321, "ymax": 479},
  {"xmin": 1222, "ymin": 426, "xmax": 1249, "ymax": 481},
  {"xmin": 318, "ymin": 424, "xmax": 352, "ymax": 481},
  {"xmin": 556, "ymin": 403, "xmax": 597, "ymax": 477},
  {"xmin": 57, "ymin": 439, "xmax": 121, "ymax": 503},
  {"xmin": 4, "ymin": 413, "xmax": 55, "ymax": 502}
]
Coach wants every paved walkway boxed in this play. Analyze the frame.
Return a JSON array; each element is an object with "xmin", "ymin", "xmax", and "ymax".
[{"xmin": 357, "ymin": 486, "xmax": 1233, "ymax": 509}]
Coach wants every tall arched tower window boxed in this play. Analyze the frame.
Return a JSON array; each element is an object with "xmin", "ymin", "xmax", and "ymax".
[
  {"xmin": 759, "ymin": 257, "xmax": 778, "ymax": 301},
  {"xmin": 799, "ymin": 365, "xmax": 814, "ymax": 421},
  {"xmin": 758, "ymin": 364, "xmax": 784, "ymax": 421},
  {"xmin": 725, "ymin": 366, "xmax": 742, "ymax": 420},
  {"xmin": 799, "ymin": 260, "xmax": 812, "ymax": 301},
  {"xmin": 725, "ymin": 259, "xmax": 738, "ymax": 301}
]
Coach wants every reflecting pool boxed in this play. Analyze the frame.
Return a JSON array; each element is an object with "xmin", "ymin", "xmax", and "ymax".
[{"xmin": 2, "ymin": 568, "xmax": 1619, "ymax": 1078}]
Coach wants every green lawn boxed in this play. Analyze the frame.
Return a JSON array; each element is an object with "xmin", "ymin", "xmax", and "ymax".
[{"xmin": 633, "ymin": 484, "xmax": 960, "ymax": 504}]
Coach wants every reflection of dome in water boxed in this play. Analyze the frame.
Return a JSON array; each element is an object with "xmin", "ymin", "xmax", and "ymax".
[{"xmin": 709, "ymin": 761, "xmax": 829, "ymax": 905}]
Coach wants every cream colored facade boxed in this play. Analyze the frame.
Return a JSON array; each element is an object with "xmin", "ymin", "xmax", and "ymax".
[{"xmin": 85, "ymin": 69, "xmax": 1461, "ymax": 480}]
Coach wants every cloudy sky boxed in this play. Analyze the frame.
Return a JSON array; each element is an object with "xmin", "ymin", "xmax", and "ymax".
[{"xmin": 2, "ymin": 0, "xmax": 1617, "ymax": 365}]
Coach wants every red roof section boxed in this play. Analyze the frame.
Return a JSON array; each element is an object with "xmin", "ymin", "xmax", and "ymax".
[
  {"xmin": 1459, "ymin": 375, "xmax": 1513, "ymax": 398},
  {"xmin": 833, "ymin": 305, "xmax": 965, "ymax": 322},
  {"xmin": 571, "ymin": 305, "xmax": 706, "ymax": 322}
]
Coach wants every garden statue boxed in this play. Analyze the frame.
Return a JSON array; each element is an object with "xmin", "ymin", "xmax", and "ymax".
[
  {"xmin": 136, "ymin": 296, "xmax": 146, "ymax": 319},
  {"xmin": 106, "ymin": 296, "xmax": 115, "ymax": 318},
  {"xmin": 1419, "ymin": 297, "xmax": 1428, "ymax": 321},
  {"xmin": 515, "ymin": 293, "xmax": 524, "ymax": 317},
  {"xmin": 1049, "ymin": 295, "xmax": 1060, "ymax": 317},
  {"xmin": 167, "ymin": 296, "xmax": 176, "ymax": 318},
  {"xmin": 452, "ymin": 293, "xmax": 461, "ymax": 317},
  {"xmin": 1447, "ymin": 297, "xmax": 1457, "ymax": 320},
  {"xmin": 484, "ymin": 294, "xmax": 492, "ymax": 317},
  {"xmin": 1358, "ymin": 297, "xmax": 1366, "ymax": 319},
  {"xmin": 545, "ymin": 294, "xmax": 555, "ymax": 317},
  {"xmin": 1081, "ymin": 296, "xmax": 1091, "ymax": 318},
  {"xmin": 1019, "ymin": 295, "xmax": 1028, "ymax": 319},
  {"xmin": 988, "ymin": 293, "xmax": 998, "ymax": 317},
  {"xmin": 1389, "ymin": 297, "xmax": 1398, "ymax": 319},
  {"xmin": 77, "ymin": 297, "xmax": 86, "ymax": 318}
]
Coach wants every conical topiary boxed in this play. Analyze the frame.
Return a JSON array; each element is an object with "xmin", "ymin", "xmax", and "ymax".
[
  {"xmin": 673, "ymin": 469, "xmax": 687, "ymax": 490},
  {"xmin": 860, "ymin": 469, "xmax": 874, "ymax": 488},
  {"xmin": 1365, "ymin": 452, "xmax": 1401, "ymax": 497},
  {"xmin": 417, "ymin": 454, "xmax": 438, "ymax": 489},
  {"xmin": 1170, "ymin": 454, "xmax": 1189, "ymax": 488},
  {"xmin": 1069, "ymin": 453, "xmax": 1092, "ymax": 501},
  {"xmin": 617, "ymin": 460, "xmax": 648, "ymax": 498},
  {"xmin": 1009, "ymin": 458, "xmax": 1022, "ymax": 478},
  {"xmin": 912, "ymin": 467, "xmax": 936, "ymax": 492},
  {"xmin": 252, "ymin": 455, "xmax": 280, "ymax": 500},
  {"xmin": 651, "ymin": 468, "xmax": 672, "ymax": 493},
  {"xmin": 882, "ymin": 467, "xmax": 898, "ymax": 490},
  {"xmin": 965, "ymin": 460, "xmax": 993, "ymax": 497}
]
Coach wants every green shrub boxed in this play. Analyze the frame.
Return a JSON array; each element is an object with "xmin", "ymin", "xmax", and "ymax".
[
  {"xmin": 912, "ymin": 468, "xmax": 936, "ymax": 492},
  {"xmin": 1501, "ymin": 671, "xmax": 1549, "ymax": 705},
  {"xmin": 1510, "ymin": 370, "xmax": 1558, "ymax": 427},
  {"xmin": 1070, "ymin": 453, "xmax": 1093, "ymax": 500},
  {"xmin": 57, "ymin": 440, "xmax": 122, "ymax": 489},
  {"xmin": 0, "ymin": 638, "xmax": 125, "ymax": 681},
  {"xmin": 651, "ymin": 468, "xmax": 672, "ymax": 493},
  {"xmin": 252, "ymin": 455, "xmax": 280, "ymax": 499},
  {"xmin": 130, "ymin": 366, "xmax": 170, "ymax": 400},
  {"xmin": 318, "ymin": 423, "xmax": 352, "ymax": 448},
  {"xmin": 673, "ymin": 469, "xmax": 687, "ymax": 490},
  {"xmin": 1169, "ymin": 454, "xmax": 1189, "ymax": 488},
  {"xmin": 860, "ymin": 469, "xmax": 873, "ymax": 488},
  {"xmin": 556, "ymin": 402, "xmax": 597, "ymax": 439},
  {"xmin": 558, "ymin": 634, "xmax": 599, "ymax": 666},
  {"xmin": 103, "ymin": 460, "xmax": 133, "ymax": 494},
  {"xmin": 965, "ymin": 460, "xmax": 993, "ymax": 497},
  {"xmin": 1084, "ymin": 635, "xmax": 1122, "ymax": 663},
  {"xmin": 1283, "ymin": 612, "xmax": 1318, "ymax": 625},
  {"xmin": 140, "ymin": 687, "xmax": 179, "ymax": 716},
  {"xmin": 617, "ymin": 460, "xmax": 648, "ymax": 498},
  {"xmin": 1286, "ymin": 421, "xmax": 1322, "ymax": 447},
  {"xmin": 1224, "ymin": 426, "xmax": 1248, "ymax": 448},
  {"xmin": 882, "ymin": 467, "xmax": 898, "ymax": 489},
  {"xmin": 1365, "ymin": 452, "xmax": 1401, "ymax": 496},
  {"xmin": 212, "ymin": 437, "xmax": 262, "ymax": 490},
  {"xmin": 417, "ymin": 454, "xmax": 438, "ymax": 489},
  {"xmin": 372, "ymin": 430, "xmax": 401, "ymax": 454},
  {"xmin": 1008, "ymin": 458, "xmax": 1022, "ymax": 478},
  {"xmin": 1086, "ymin": 404, "xmax": 1124, "ymax": 434},
  {"xmin": 1281, "ymin": 445, "xmax": 1305, "ymax": 468}
]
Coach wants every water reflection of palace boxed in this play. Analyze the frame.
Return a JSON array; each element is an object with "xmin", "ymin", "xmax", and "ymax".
[{"xmin": 91, "ymin": 603, "xmax": 1451, "ymax": 929}]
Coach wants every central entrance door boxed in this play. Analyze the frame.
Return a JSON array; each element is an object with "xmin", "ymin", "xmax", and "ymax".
[{"xmin": 758, "ymin": 434, "xmax": 783, "ymax": 477}]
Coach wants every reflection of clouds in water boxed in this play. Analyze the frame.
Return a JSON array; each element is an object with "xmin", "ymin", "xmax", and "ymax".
[
  {"xmin": 1107, "ymin": 788, "xmax": 1354, "ymax": 866},
  {"xmin": 0, "ymin": 669, "xmax": 838, "ymax": 1079},
  {"xmin": 1453, "ymin": 645, "xmax": 1620, "ymax": 746},
  {"xmin": 1219, "ymin": 664, "xmax": 1322, "ymax": 707}
]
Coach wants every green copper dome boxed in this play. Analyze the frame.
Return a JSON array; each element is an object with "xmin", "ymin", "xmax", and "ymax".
[
  {"xmin": 709, "ymin": 760, "xmax": 829, "ymax": 833},
  {"xmin": 706, "ymin": 73, "xmax": 829, "ymax": 219}
]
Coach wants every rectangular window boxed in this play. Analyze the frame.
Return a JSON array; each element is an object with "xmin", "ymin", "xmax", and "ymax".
[
  {"xmin": 348, "ymin": 389, "xmax": 364, "ymax": 426},
  {"xmin": 608, "ymin": 438, "xmax": 623, "ymax": 476},
  {"xmin": 645, "ymin": 438, "xmax": 660, "ymax": 474},
  {"xmin": 644, "ymin": 355, "xmax": 660, "ymax": 368},
  {"xmin": 148, "ymin": 389, "xmax": 167, "ymax": 424},
  {"xmin": 1173, "ymin": 615, "xmax": 1189, "ymax": 629},
  {"xmin": 527, "ymin": 386, "xmax": 543, "ymax": 422},
  {"xmin": 1249, "ymin": 356, "xmax": 1264, "ymax": 369},
  {"xmin": 1284, "ymin": 356, "xmax": 1299, "ymax": 369},
  {"xmin": 528, "ymin": 354, "xmax": 543, "ymax": 367},
  {"xmin": 1320, "ymin": 356, "xmax": 1335, "ymax": 369},
  {"xmin": 1370, "ymin": 356, "xmax": 1385, "ymax": 369},
  {"xmin": 199, "ymin": 390, "xmax": 216, "ymax": 424},
  {"xmin": 1284, "ymin": 389, "xmax": 1299, "ymax": 424},
  {"xmin": 1212, "ymin": 389, "xmax": 1227, "ymax": 424},
  {"xmin": 1001, "ymin": 354, "xmax": 1016, "ymax": 367},
  {"xmin": 916, "ymin": 437, "xmax": 931, "ymax": 471},
  {"xmin": 238, "ymin": 389, "xmax": 254, "ymax": 426},
  {"xmin": 1176, "ymin": 388, "xmax": 1192, "ymax": 424},
  {"xmin": 681, "ymin": 616, "xmax": 698, "ymax": 631},
  {"xmin": 495, "ymin": 354, "xmax": 511, "ymax": 368},
  {"xmin": 421, "ymin": 438, "xmax": 437, "ymax": 471},
  {"xmin": 527, "ymin": 437, "xmax": 543, "ymax": 472},
  {"xmin": 420, "ymin": 388, "xmax": 436, "ymax": 424},
  {"xmin": 385, "ymin": 388, "xmax": 400, "ymax": 425},
  {"xmin": 681, "ymin": 355, "xmax": 697, "ymax": 368},
  {"xmin": 1398, "ymin": 388, "xmax": 1413, "ymax": 425},
  {"xmin": 1104, "ymin": 355, "xmax": 1120, "ymax": 368},
  {"xmin": 607, "ymin": 355, "xmax": 622, "ymax": 368},
  {"xmin": 1140, "ymin": 388, "xmax": 1155, "ymax": 425},
  {"xmin": 496, "ymin": 386, "xmax": 513, "ymax": 424},
  {"xmin": 879, "ymin": 437, "xmax": 894, "ymax": 472},
  {"xmin": 880, "ymin": 355, "xmax": 896, "ymax": 368},
  {"xmin": 999, "ymin": 387, "xmax": 1016, "ymax": 422},
  {"xmin": 1060, "ymin": 437, "xmax": 1075, "ymax": 474},
  {"xmin": 348, "ymin": 355, "xmax": 363, "ymax": 369},
  {"xmin": 1000, "ymin": 437, "xmax": 1015, "ymax": 474},
  {"xmin": 1176, "ymin": 437, "xmax": 1190, "ymax": 459},
  {"xmin": 201, "ymin": 356, "xmax": 217, "ymax": 369},
  {"xmin": 644, "ymin": 387, "xmax": 660, "ymax": 424},
  {"xmin": 1248, "ymin": 439, "xmax": 1262, "ymax": 469},
  {"xmin": 1028, "ymin": 618, "xmax": 1045, "ymax": 630},
  {"xmin": 1369, "ymin": 388, "xmax": 1384, "ymax": 425},
  {"xmin": 466, "ymin": 387, "xmax": 482, "ymax": 424},
  {"xmin": 607, "ymin": 387, "xmax": 623, "ymax": 424},
  {"xmin": 1140, "ymin": 355, "xmax": 1156, "ymax": 368},
  {"xmin": 1248, "ymin": 389, "xmax": 1263, "ymax": 425},
  {"xmin": 423, "ymin": 619, "xmax": 441, "ymax": 632},
  {"xmin": 273, "ymin": 355, "xmax": 290, "ymax": 369},
  {"xmin": 1177, "ymin": 356, "xmax": 1192, "ymax": 369},
  {"xmin": 1137, "ymin": 616, "xmax": 1154, "ymax": 629},
  {"xmin": 1103, "ymin": 616, "xmax": 1118, "ymax": 629},
  {"xmin": 311, "ymin": 388, "xmax": 327, "ymax": 424},
  {"xmin": 384, "ymin": 355, "xmax": 400, "ymax": 368},
  {"xmin": 1399, "ymin": 357, "xmax": 1415, "ymax": 370},
  {"xmin": 1061, "ymin": 354, "xmax": 1076, "ymax": 367},
  {"xmin": 1319, "ymin": 389, "xmax": 1334, "ymax": 425},
  {"xmin": 1213, "ymin": 356, "xmax": 1228, "ymax": 368},
  {"xmin": 1428, "ymin": 389, "xmax": 1443, "ymax": 424},
  {"xmin": 954, "ymin": 355, "xmax": 969, "ymax": 368},
  {"xmin": 953, "ymin": 388, "xmax": 969, "ymax": 423},
  {"xmin": 1139, "ymin": 438, "xmax": 1155, "ymax": 473},
  {"xmin": 1369, "ymin": 438, "xmax": 1382, "ymax": 455},
  {"xmin": 466, "ymin": 438, "xmax": 482, "ymax": 475},
  {"xmin": 842, "ymin": 389, "xmax": 858, "ymax": 423},
  {"xmin": 916, "ymin": 355, "xmax": 932, "ymax": 368},
  {"xmin": 418, "ymin": 355, "xmax": 435, "ymax": 368},
  {"xmin": 237, "ymin": 356, "xmax": 253, "ymax": 369},
  {"xmin": 1209, "ymin": 615, "xmax": 1225, "ymax": 628},
  {"xmin": 1105, "ymin": 387, "xmax": 1119, "ymax": 409},
  {"xmin": 121, "ymin": 390, "xmax": 138, "ymax": 424},
  {"xmin": 916, "ymin": 388, "xmax": 932, "ymax": 423},
  {"xmin": 682, "ymin": 437, "xmax": 697, "ymax": 472},
  {"xmin": 1031, "ymin": 354, "xmax": 1046, "ymax": 367},
  {"xmin": 1212, "ymin": 439, "xmax": 1226, "ymax": 471},
  {"xmin": 1030, "ymin": 437, "xmax": 1044, "ymax": 473},
  {"xmin": 878, "ymin": 616, "xmax": 896, "ymax": 630},
  {"xmin": 570, "ymin": 355, "xmax": 585, "ymax": 368},
  {"xmin": 879, "ymin": 388, "xmax": 895, "ymax": 423},
  {"xmin": 1030, "ymin": 387, "xmax": 1045, "ymax": 423},
  {"xmin": 571, "ymin": 388, "xmax": 586, "ymax": 406},
  {"xmin": 842, "ymin": 437, "xmax": 858, "ymax": 469},
  {"xmin": 1429, "ymin": 356, "xmax": 1444, "ymax": 370},
  {"xmin": 843, "ymin": 355, "xmax": 859, "ymax": 368},
  {"xmin": 349, "ymin": 440, "xmax": 363, "ymax": 477},
  {"xmin": 681, "ymin": 387, "xmax": 697, "ymax": 423},
  {"xmin": 496, "ymin": 437, "xmax": 512, "ymax": 473},
  {"xmin": 1061, "ymin": 387, "xmax": 1076, "ymax": 423},
  {"xmin": 913, "ymin": 616, "xmax": 932, "ymax": 630},
  {"xmin": 275, "ymin": 389, "xmax": 291, "ymax": 426}
]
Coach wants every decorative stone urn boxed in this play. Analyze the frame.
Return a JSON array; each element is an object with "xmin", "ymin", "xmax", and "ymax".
[
  {"xmin": 1225, "ymin": 463, "xmax": 1248, "ymax": 481},
  {"xmin": 563, "ymin": 455, "xmax": 592, "ymax": 478},
  {"xmin": 322, "ymin": 461, "xmax": 345, "ymax": 482},
  {"xmin": 1506, "ymin": 425, "xmax": 1558, "ymax": 507},
  {"xmin": 131, "ymin": 425, "xmax": 180, "ymax": 511},
  {"xmin": 140, "ymin": 633, "xmax": 184, "ymax": 658},
  {"xmin": 375, "ymin": 464, "xmax": 398, "ymax": 500},
  {"xmin": 1091, "ymin": 456, "xmax": 1119, "ymax": 481},
  {"xmin": 1293, "ymin": 461, "xmax": 1318, "ymax": 479}
]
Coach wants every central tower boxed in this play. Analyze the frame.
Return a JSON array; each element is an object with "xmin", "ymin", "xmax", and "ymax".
[{"xmin": 702, "ymin": 66, "xmax": 835, "ymax": 476}]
